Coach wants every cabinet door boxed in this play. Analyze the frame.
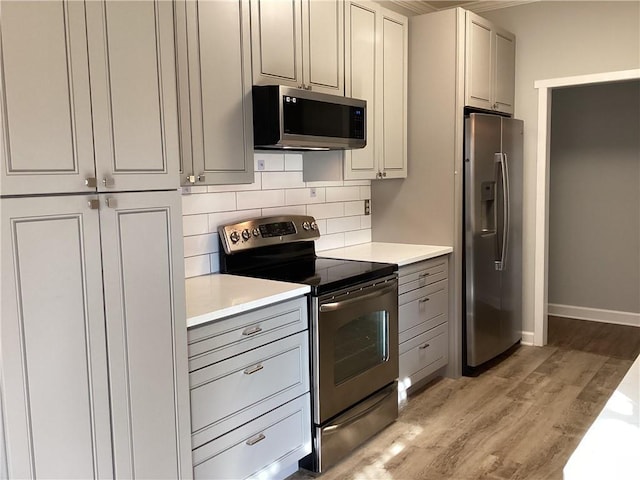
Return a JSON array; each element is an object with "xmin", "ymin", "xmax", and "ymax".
[
  {"xmin": 0, "ymin": 1, "xmax": 95, "ymax": 196},
  {"xmin": 86, "ymin": 1, "xmax": 180, "ymax": 192},
  {"xmin": 344, "ymin": 1, "xmax": 377, "ymax": 180},
  {"xmin": 302, "ymin": 0, "xmax": 344, "ymax": 95},
  {"xmin": 0, "ymin": 196, "xmax": 112, "ymax": 478},
  {"xmin": 251, "ymin": 0, "xmax": 303, "ymax": 88},
  {"xmin": 99, "ymin": 191, "xmax": 191, "ymax": 479},
  {"xmin": 465, "ymin": 12, "xmax": 493, "ymax": 111},
  {"xmin": 379, "ymin": 10, "xmax": 407, "ymax": 178},
  {"xmin": 494, "ymin": 29, "xmax": 516, "ymax": 115},
  {"xmin": 178, "ymin": 0, "xmax": 254, "ymax": 185}
]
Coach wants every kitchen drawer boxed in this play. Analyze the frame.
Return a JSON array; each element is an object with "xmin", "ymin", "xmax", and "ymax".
[
  {"xmin": 399, "ymin": 323, "xmax": 448, "ymax": 384},
  {"xmin": 193, "ymin": 393, "xmax": 311, "ymax": 480},
  {"xmin": 398, "ymin": 257, "xmax": 448, "ymax": 294},
  {"xmin": 187, "ymin": 296, "xmax": 307, "ymax": 372},
  {"xmin": 399, "ymin": 280, "xmax": 448, "ymax": 343},
  {"xmin": 190, "ymin": 331, "xmax": 309, "ymax": 449}
]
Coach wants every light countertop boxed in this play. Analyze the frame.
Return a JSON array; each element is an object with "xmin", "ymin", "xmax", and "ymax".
[
  {"xmin": 320, "ymin": 242, "xmax": 453, "ymax": 266},
  {"xmin": 563, "ymin": 354, "xmax": 640, "ymax": 479},
  {"xmin": 185, "ymin": 274, "xmax": 310, "ymax": 328}
]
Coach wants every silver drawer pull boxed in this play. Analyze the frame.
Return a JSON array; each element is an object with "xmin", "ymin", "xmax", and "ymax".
[
  {"xmin": 419, "ymin": 272, "xmax": 431, "ymax": 278},
  {"xmin": 242, "ymin": 325, "xmax": 262, "ymax": 336},
  {"xmin": 419, "ymin": 343, "xmax": 430, "ymax": 350},
  {"xmin": 419, "ymin": 298, "xmax": 430, "ymax": 304},
  {"xmin": 244, "ymin": 363, "xmax": 264, "ymax": 375},
  {"xmin": 246, "ymin": 433, "xmax": 266, "ymax": 446}
]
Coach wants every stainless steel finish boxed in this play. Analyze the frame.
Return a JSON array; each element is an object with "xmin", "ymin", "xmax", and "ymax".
[
  {"xmin": 245, "ymin": 433, "xmax": 266, "ymax": 446},
  {"xmin": 241, "ymin": 325, "xmax": 262, "ymax": 336},
  {"xmin": 105, "ymin": 197, "xmax": 117, "ymax": 209},
  {"xmin": 102, "ymin": 177, "xmax": 114, "ymax": 188},
  {"xmin": 243, "ymin": 364, "xmax": 263, "ymax": 375},
  {"xmin": 87, "ymin": 199, "xmax": 99, "ymax": 209},
  {"xmin": 314, "ymin": 383, "xmax": 398, "ymax": 472},
  {"xmin": 464, "ymin": 113, "xmax": 523, "ymax": 369},
  {"xmin": 255, "ymin": 85, "xmax": 366, "ymax": 150},
  {"xmin": 218, "ymin": 215, "xmax": 320, "ymax": 254},
  {"xmin": 85, "ymin": 177, "xmax": 97, "ymax": 188},
  {"xmin": 312, "ymin": 275, "xmax": 398, "ymax": 425}
]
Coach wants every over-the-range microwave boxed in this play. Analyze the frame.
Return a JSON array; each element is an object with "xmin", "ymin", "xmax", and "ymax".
[{"xmin": 252, "ymin": 85, "xmax": 366, "ymax": 151}]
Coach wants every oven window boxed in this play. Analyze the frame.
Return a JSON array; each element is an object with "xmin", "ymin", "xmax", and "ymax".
[{"xmin": 334, "ymin": 310, "xmax": 389, "ymax": 385}]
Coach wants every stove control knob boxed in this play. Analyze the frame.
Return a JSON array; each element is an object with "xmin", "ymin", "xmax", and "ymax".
[
  {"xmin": 310, "ymin": 222, "xmax": 318, "ymax": 230},
  {"xmin": 302, "ymin": 221, "xmax": 311, "ymax": 231},
  {"xmin": 242, "ymin": 229, "xmax": 251, "ymax": 240},
  {"xmin": 252, "ymin": 228, "xmax": 260, "ymax": 237},
  {"xmin": 229, "ymin": 231, "xmax": 240, "ymax": 243}
]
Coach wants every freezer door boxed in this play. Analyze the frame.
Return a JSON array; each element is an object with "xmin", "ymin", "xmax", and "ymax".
[
  {"xmin": 499, "ymin": 117, "xmax": 524, "ymax": 348},
  {"xmin": 465, "ymin": 113, "xmax": 504, "ymax": 367}
]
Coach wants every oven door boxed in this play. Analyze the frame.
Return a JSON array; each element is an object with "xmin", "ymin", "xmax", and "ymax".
[{"xmin": 313, "ymin": 276, "xmax": 398, "ymax": 424}]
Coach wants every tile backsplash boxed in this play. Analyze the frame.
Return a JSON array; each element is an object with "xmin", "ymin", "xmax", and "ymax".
[{"xmin": 182, "ymin": 152, "xmax": 372, "ymax": 278}]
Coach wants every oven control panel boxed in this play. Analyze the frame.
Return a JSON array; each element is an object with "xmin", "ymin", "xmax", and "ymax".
[{"xmin": 218, "ymin": 215, "xmax": 320, "ymax": 254}]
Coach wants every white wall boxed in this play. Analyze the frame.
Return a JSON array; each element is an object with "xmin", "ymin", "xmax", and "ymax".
[
  {"xmin": 482, "ymin": 1, "xmax": 640, "ymax": 333},
  {"xmin": 548, "ymin": 80, "xmax": 640, "ymax": 314},
  {"xmin": 181, "ymin": 153, "xmax": 372, "ymax": 277}
]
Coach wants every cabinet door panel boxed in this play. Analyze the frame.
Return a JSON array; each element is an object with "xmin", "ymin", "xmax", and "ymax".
[
  {"xmin": 184, "ymin": 0, "xmax": 254, "ymax": 184},
  {"xmin": 381, "ymin": 15, "xmax": 407, "ymax": 176},
  {"xmin": 465, "ymin": 13, "xmax": 493, "ymax": 110},
  {"xmin": 100, "ymin": 191, "xmax": 190, "ymax": 479},
  {"xmin": 0, "ymin": 196, "xmax": 111, "ymax": 478},
  {"xmin": 251, "ymin": 0, "xmax": 302, "ymax": 86},
  {"xmin": 0, "ymin": 1, "xmax": 94, "ymax": 195},
  {"xmin": 344, "ymin": 2, "xmax": 377, "ymax": 179},
  {"xmin": 494, "ymin": 31, "xmax": 515, "ymax": 115},
  {"xmin": 87, "ymin": 1, "xmax": 179, "ymax": 192},
  {"xmin": 303, "ymin": 0, "xmax": 344, "ymax": 95}
]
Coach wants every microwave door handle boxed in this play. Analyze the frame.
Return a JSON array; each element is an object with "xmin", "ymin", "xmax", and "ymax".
[{"xmin": 319, "ymin": 284, "xmax": 396, "ymax": 313}]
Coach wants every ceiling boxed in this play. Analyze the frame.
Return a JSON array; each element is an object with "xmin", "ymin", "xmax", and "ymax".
[{"xmin": 388, "ymin": 0, "xmax": 538, "ymax": 15}]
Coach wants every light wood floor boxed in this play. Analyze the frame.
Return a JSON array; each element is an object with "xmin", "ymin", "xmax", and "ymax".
[{"xmin": 289, "ymin": 317, "xmax": 640, "ymax": 480}]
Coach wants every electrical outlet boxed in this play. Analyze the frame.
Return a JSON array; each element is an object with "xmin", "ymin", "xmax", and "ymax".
[
  {"xmin": 310, "ymin": 187, "xmax": 317, "ymax": 198},
  {"xmin": 364, "ymin": 199, "xmax": 370, "ymax": 215},
  {"xmin": 257, "ymin": 159, "xmax": 265, "ymax": 171}
]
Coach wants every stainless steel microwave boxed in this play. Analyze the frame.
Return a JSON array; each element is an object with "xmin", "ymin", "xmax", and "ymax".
[{"xmin": 252, "ymin": 85, "xmax": 366, "ymax": 151}]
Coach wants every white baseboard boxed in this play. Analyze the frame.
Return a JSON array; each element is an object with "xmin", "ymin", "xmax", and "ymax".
[
  {"xmin": 548, "ymin": 303, "xmax": 640, "ymax": 328},
  {"xmin": 520, "ymin": 331, "xmax": 535, "ymax": 346}
]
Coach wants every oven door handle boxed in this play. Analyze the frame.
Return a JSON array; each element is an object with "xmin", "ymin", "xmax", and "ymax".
[
  {"xmin": 319, "ymin": 284, "xmax": 396, "ymax": 313},
  {"xmin": 323, "ymin": 386, "xmax": 395, "ymax": 433}
]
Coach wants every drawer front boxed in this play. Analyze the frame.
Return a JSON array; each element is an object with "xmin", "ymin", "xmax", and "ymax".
[
  {"xmin": 399, "ymin": 323, "xmax": 448, "ymax": 383},
  {"xmin": 187, "ymin": 296, "xmax": 307, "ymax": 372},
  {"xmin": 399, "ymin": 280, "xmax": 448, "ymax": 342},
  {"xmin": 190, "ymin": 331, "xmax": 309, "ymax": 448},
  {"xmin": 193, "ymin": 393, "xmax": 312, "ymax": 480},
  {"xmin": 398, "ymin": 257, "xmax": 448, "ymax": 294}
]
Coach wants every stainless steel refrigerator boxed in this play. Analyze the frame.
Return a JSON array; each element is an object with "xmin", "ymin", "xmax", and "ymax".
[{"xmin": 463, "ymin": 113, "xmax": 523, "ymax": 373}]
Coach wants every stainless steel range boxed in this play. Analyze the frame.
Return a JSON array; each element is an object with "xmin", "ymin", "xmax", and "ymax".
[{"xmin": 218, "ymin": 215, "xmax": 399, "ymax": 472}]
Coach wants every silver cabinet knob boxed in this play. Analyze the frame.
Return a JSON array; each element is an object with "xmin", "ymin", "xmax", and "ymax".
[
  {"xmin": 85, "ymin": 177, "xmax": 97, "ymax": 188},
  {"xmin": 102, "ymin": 177, "xmax": 115, "ymax": 188},
  {"xmin": 197, "ymin": 174, "xmax": 206, "ymax": 183},
  {"xmin": 186, "ymin": 175, "xmax": 196, "ymax": 184},
  {"xmin": 105, "ymin": 197, "xmax": 117, "ymax": 208},
  {"xmin": 87, "ymin": 199, "xmax": 99, "ymax": 209},
  {"xmin": 382, "ymin": 171, "xmax": 387, "ymax": 177}
]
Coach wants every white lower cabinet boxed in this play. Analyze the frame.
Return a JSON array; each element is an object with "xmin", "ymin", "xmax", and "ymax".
[
  {"xmin": 398, "ymin": 256, "xmax": 450, "ymax": 391},
  {"xmin": 188, "ymin": 297, "xmax": 311, "ymax": 480},
  {"xmin": 0, "ymin": 191, "xmax": 191, "ymax": 479}
]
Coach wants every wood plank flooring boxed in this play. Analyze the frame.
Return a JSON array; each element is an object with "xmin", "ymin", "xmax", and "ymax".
[{"xmin": 288, "ymin": 317, "xmax": 640, "ymax": 480}]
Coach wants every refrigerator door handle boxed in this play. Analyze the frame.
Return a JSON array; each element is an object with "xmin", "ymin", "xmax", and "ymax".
[{"xmin": 495, "ymin": 153, "xmax": 510, "ymax": 271}]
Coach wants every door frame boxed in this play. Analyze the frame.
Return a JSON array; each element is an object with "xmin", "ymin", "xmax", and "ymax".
[{"xmin": 532, "ymin": 68, "xmax": 640, "ymax": 346}]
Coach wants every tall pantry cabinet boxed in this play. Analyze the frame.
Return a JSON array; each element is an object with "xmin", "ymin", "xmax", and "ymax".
[{"xmin": 0, "ymin": 1, "xmax": 191, "ymax": 478}]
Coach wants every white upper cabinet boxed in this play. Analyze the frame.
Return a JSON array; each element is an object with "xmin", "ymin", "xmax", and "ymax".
[
  {"xmin": 251, "ymin": 0, "xmax": 345, "ymax": 96},
  {"xmin": 0, "ymin": 0, "xmax": 180, "ymax": 196},
  {"xmin": 0, "ymin": 1, "xmax": 94, "ymax": 196},
  {"xmin": 175, "ymin": 0, "xmax": 254, "ymax": 186},
  {"xmin": 465, "ymin": 12, "xmax": 515, "ymax": 115},
  {"xmin": 344, "ymin": 1, "xmax": 407, "ymax": 180}
]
